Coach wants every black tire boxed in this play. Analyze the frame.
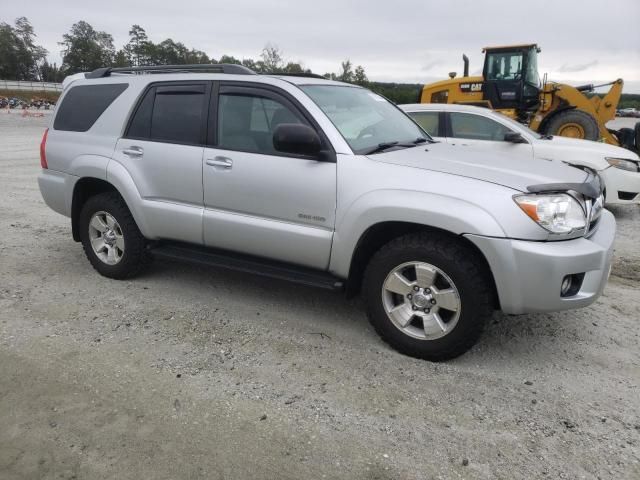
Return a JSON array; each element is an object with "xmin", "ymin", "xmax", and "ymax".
[
  {"xmin": 79, "ymin": 192, "xmax": 150, "ymax": 279},
  {"xmin": 635, "ymin": 122, "xmax": 640, "ymax": 152},
  {"xmin": 545, "ymin": 109, "xmax": 599, "ymax": 141},
  {"xmin": 363, "ymin": 233, "xmax": 493, "ymax": 361}
]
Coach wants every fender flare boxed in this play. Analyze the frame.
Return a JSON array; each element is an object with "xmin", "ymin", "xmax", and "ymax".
[{"xmin": 329, "ymin": 189, "xmax": 507, "ymax": 278}]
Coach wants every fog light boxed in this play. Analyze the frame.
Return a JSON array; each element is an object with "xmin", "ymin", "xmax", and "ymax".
[
  {"xmin": 561, "ymin": 276, "xmax": 572, "ymax": 296},
  {"xmin": 560, "ymin": 273, "xmax": 585, "ymax": 297}
]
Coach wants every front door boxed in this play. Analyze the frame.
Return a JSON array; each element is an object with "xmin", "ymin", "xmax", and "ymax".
[
  {"xmin": 202, "ymin": 84, "xmax": 337, "ymax": 270},
  {"xmin": 445, "ymin": 112, "xmax": 534, "ymax": 157}
]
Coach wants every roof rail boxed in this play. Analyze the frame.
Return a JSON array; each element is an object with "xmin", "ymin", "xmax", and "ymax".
[
  {"xmin": 268, "ymin": 72, "xmax": 327, "ymax": 79},
  {"xmin": 84, "ymin": 63, "xmax": 256, "ymax": 79}
]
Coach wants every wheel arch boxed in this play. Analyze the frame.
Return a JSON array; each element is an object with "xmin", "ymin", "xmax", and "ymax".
[
  {"xmin": 71, "ymin": 177, "xmax": 121, "ymax": 241},
  {"xmin": 344, "ymin": 221, "xmax": 499, "ymax": 309}
]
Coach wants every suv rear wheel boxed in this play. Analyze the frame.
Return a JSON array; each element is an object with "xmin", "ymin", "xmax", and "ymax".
[
  {"xmin": 79, "ymin": 192, "xmax": 149, "ymax": 279},
  {"xmin": 363, "ymin": 233, "xmax": 493, "ymax": 361}
]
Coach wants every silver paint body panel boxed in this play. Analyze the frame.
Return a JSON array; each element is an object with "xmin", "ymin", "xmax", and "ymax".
[{"xmin": 38, "ymin": 72, "xmax": 617, "ymax": 314}]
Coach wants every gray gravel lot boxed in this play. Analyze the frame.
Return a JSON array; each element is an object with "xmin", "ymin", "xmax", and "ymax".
[{"xmin": 1, "ymin": 111, "xmax": 639, "ymax": 480}]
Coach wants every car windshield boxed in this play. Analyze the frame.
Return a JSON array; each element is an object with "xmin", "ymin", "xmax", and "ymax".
[{"xmin": 300, "ymin": 85, "xmax": 430, "ymax": 154}]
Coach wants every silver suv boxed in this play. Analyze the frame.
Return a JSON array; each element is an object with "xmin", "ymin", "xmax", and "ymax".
[{"xmin": 39, "ymin": 64, "xmax": 615, "ymax": 360}]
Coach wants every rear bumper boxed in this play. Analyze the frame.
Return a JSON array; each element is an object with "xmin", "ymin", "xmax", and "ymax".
[
  {"xmin": 38, "ymin": 169, "xmax": 77, "ymax": 217},
  {"xmin": 465, "ymin": 209, "xmax": 616, "ymax": 315}
]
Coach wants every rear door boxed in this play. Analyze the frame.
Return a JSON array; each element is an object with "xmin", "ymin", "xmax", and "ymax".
[
  {"xmin": 112, "ymin": 82, "xmax": 210, "ymax": 244},
  {"xmin": 445, "ymin": 111, "xmax": 533, "ymax": 157},
  {"xmin": 202, "ymin": 83, "xmax": 337, "ymax": 270}
]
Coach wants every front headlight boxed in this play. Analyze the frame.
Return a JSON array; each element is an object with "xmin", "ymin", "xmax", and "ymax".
[
  {"xmin": 606, "ymin": 157, "xmax": 639, "ymax": 172},
  {"xmin": 514, "ymin": 193, "xmax": 586, "ymax": 234}
]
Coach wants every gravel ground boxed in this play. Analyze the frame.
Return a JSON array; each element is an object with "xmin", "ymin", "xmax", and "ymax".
[{"xmin": 1, "ymin": 111, "xmax": 639, "ymax": 480}]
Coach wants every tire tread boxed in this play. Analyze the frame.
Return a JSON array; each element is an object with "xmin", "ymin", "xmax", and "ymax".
[
  {"xmin": 363, "ymin": 232, "xmax": 493, "ymax": 361},
  {"xmin": 79, "ymin": 192, "xmax": 149, "ymax": 279}
]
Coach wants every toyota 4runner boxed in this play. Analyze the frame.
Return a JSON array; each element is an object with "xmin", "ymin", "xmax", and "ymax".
[{"xmin": 38, "ymin": 64, "xmax": 616, "ymax": 360}]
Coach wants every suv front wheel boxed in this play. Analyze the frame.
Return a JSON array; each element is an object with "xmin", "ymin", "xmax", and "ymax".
[
  {"xmin": 363, "ymin": 233, "xmax": 493, "ymax": 361},
  {"xmin": 79, "ymin": 192, "xmax": 149, "ymax": 279}
]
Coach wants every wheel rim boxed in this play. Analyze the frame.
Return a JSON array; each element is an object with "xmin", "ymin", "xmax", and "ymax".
[
  {"xmin": 381, "ymin": 261, "xmax": 461, "ymax": 340},
  {"xmin": 88, "ymin": 211, "xmax": 125, "ymax": 265},
  {"xmin": 556, "ymin": 122, "xmax": 585, "ymax": 139}
]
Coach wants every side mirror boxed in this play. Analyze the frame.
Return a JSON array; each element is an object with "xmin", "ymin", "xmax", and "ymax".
[
  {"xmin": 273, "ymin": 124, "xmax": 322, "ymax": 157},
  {"xmin": 504, "ymin": 131, "xmax": 527, "ymax": 144}
]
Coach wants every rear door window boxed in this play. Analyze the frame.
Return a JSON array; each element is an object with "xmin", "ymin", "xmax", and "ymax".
[
  {"xmin": 54, "ymin": 83, "xmax": 128, "ymax": 132},
  {"xmin": 126, "ymin": 83, "xmax": 208, "ymax": 145}
]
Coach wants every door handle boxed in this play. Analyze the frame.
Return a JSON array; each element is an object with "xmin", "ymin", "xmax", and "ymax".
[
  {"xmin": 206, "ymin": 157, "xmax": 233, "ymax": 169},
  {"xmin": 123, "ymin": 146, "xmax": 144, "ymax": 157}
]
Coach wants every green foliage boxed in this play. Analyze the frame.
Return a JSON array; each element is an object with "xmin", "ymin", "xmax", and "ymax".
[
  {"xmin": 259, "ymin": 44, "xmax": 284, "ymax": 73},
  {"xmin": 338, "ymin": 60, "xmax": 353, "ymax": 82},
  {"xmin": 0, "ymin": 17, "xmax": 47, "ymax": 80},
  {"xmin": 354, "ymin": 65, "xmax": 368, "ymax": 86},
  {"xmin": 59, "ymin": 21, "xmax": 115, "ymax": 73},
  {"xmin": 368, "ymin": 82, "xmax": 422, "ymax": 104},
  {"xmin": 40, "ymin": 60, "xmax": 65, "ymax": 82},
  {"xmin": 618, "ymin": 94, "xmax": 640, "ymax": 109}
]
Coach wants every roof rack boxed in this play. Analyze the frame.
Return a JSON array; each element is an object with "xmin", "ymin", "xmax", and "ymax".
[
  {"xmin": 268, "ymin": 72, "xmax": 327, "ymax": 79},
  {"xmin": 85, "ymin": 63, "xmax": 256, "ymax": 79}
]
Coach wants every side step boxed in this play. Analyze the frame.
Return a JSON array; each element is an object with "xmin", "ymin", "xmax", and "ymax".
[{"xmin": 150, "ymin": 243, "xmax": 344, "ymax": 291}]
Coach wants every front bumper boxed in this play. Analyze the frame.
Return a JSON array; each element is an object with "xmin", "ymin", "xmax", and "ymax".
[
  {"xmin": 599, "ymin": 166, "xmax": 640, "ymax": 204},
  {"xmin": 465, "ymin": 209, "xmax": 616, "ymax": 315}
]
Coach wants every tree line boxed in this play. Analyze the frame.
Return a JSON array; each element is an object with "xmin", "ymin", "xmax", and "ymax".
[{"xmin": 0, "ymin": 17, "xmax": 369, "ymax": 86}]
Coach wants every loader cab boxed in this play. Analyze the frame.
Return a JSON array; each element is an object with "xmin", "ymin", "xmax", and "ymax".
[{"xmin": 482, "ymin": 44, "xmax": 541, "ymax": 115}]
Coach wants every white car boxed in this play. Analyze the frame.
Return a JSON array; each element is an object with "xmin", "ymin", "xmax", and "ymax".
[{"xmin": 400, "ymin": 103, "xmax": 640, "ymax": 205}]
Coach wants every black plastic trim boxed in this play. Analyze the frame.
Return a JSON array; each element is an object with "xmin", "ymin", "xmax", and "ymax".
[
  {"xmin": 86, "ymin": 63, "xmax": 255, "ymax": 78},
  {"xmin": 527, "ymin": 172, "xmax": 603, "ymax": 199},
  {"xmin": 150, "ymin": 242, "xmax": 344, "ymax": 290},
  {"xmin": 267, "ymin": 72, "xmax": 326, "ymax": 79}
]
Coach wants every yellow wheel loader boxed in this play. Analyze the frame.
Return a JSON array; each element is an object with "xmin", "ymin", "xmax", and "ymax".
[{"xmin": 417, "ymin": 44, "xmax": 640, "ymax": 152}]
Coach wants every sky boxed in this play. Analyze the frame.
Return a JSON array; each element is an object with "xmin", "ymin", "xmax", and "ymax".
[{"xmin": 3, "ymin": 0, "xmax": 640, "ymax": 92}]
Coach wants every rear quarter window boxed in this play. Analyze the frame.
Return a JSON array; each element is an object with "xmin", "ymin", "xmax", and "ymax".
[{"xmin": 54, "ymin": 83, "xmax": 128, "ymax": 132}]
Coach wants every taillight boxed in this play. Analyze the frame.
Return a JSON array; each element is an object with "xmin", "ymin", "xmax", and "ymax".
[{"xmin": 40, "ymin": 128, "xmax": 48, "ymax": 169}]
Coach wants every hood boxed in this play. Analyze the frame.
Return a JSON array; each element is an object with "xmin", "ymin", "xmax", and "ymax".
[
  {"xmin": 369, "ymin": 142, "xmax": 588, "ymax": 193},
  {"xmin": 537, "ymin": 135, "xmax": 640, "ymax": 162}
]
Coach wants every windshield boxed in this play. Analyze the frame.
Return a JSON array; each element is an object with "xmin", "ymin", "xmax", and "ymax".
[
  {"xmin": 525, "ymin": 48, "xmax": 540, "ymax": 86},
  {"xmin": 300, "ymin": 85, "xmax": 429, "ymax": 154},
  {"xmin": 485, "ymin": 52, "xmax": 523, "ymax": 81}
]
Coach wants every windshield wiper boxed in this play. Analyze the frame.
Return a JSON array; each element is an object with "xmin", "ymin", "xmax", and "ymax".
[
  {"xmin": 362, "ymin": 141, "xmax": 400, "ymax": 155},
  {"xmin": 363, "ymin": 138, "xmax": 427, "ymax": 155}
]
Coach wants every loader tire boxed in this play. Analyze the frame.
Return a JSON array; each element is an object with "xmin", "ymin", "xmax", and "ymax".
[{"xmin": 545, "ymin": 110, "xmax": 600, "ymax": 141}]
